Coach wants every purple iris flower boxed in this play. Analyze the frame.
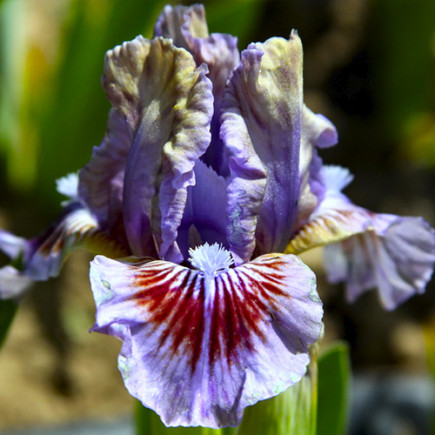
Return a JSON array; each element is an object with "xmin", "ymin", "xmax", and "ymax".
[{"xmin": 0, "ymin": 3, "xmax": 434, "ymax": 429}]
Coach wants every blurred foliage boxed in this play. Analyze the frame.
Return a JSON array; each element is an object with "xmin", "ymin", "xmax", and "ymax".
[
  {"xmin": 373, "ymin": 0, "xmax": 435, "ymax": 166},
  {"xmin": 0, "ymin": 299, "xmax": 18, "ymax": 348},
  {"xmin": 317, "ymin": 342, "xmax": 350, "ymax": 435}
]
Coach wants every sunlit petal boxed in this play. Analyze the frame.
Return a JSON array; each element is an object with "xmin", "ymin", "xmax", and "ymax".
[
  {"xmin": 324, "ymin": 215, "xmax": 435, "ymax": 310},
  {"xmin": 287, "ymin": 165, "xmax": 435, "ymax": 309},
  {"xmin": 90, "ymin": 250, "xmax": 322, "ymax": 428},
  {"xmin": 102, "ymin": 36, "xmax": 213, "ymax": 261},
  {"xmin": 154, "ymin": 4, "xmax": 239, "ymax": 173},
  {"xmin": 0, "ymin": 203, "xmax": 129, "ymax": 293},
  {"xmin": 286, "ymin": 166, "xmax": 369, "ymax": 254},
  {"xmin": 223, "ymin": 33, "xmax": 304, "ymax": 261}
]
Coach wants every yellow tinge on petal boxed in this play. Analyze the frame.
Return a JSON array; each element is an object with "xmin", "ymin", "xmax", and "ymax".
[{"xmin": 285, "ymin": 209, "xmax": 372, "ymax": 255}]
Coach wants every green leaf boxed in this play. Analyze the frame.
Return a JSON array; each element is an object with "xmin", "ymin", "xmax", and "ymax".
[
  {"xmin": 135, "ymin": 401, "xmax": 223, "ymax": 435},
  {"xmin": 237, "ymin": 354, "xmax": 318, "ymax": 435},
  {"xmin": 0, "ymin": 298, "xmax": 18, "ymax": 348},
  {"xmin": 316, "ymin": 342, "xmax": 350, "ymax": 435},
  {"xmin": 373, "ymin": 0, "xmax": 435, "ymax": 141}
]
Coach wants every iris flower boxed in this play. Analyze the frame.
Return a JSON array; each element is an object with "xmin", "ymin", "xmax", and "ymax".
[{"xmin": 1, "ymin": 3, "xmax": 434, "ymax": 429}]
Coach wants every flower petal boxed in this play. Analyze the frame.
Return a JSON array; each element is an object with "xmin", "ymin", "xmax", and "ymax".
[
  {"xmin": 222, "ymin": 33, "xmax": 304, "ymax": 261},
  {"xmin": 90, "ymin": 253, "xmax": 322, "ymax": 428},
  {"xmin": 296, "ymin": 107, "xmax": 338, "ymax": 226},
  {"xmin": 0, "ymin": 230, "xmax": 27, "ymax": 259},
  {"xmin": 286, "ymin": 166, "xmax": 371, "ymax": 253},
  {"xmin": 56, "ymin": 172, "xmax": 79, "ymax": 202},
  {"xmin": 78, "ymin": 110, "xmax": 132, "ymax": 244},
  {"xmin": 103, "ymin": 36, "xmax": 213, "ymax": 261},
  {"xmin": 154, "ymin": 4, "xmax": 239, "ymax": 102},
  {"xmin": 0, "ymin": 203, "xmax": 128, "ymax": 294},
  {"xmin": 177, "ymin": 161, "xmax": 228, "ymax": 258},
  {"xmin": 154, "ymin": 4, "xmax": 240, "ymax": 173},
  {"xmin": 324, "ymin": 215, "xmax": 435, "ymax": 310},
  {"xmin": 0, "ymin": 266, "xmax": 33, "ymax": 300},
  {"xmin": 24, "ymin": 203, "xmax": 103, "ymax": 280},
  {"xmin": 287, "ymin": 165, "xmax": 435, "ymax": 309}
]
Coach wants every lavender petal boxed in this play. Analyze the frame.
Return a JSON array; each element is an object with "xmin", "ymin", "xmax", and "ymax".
[{"xmin": 90, "ymin": 252, "xmax": 322, "ymax": 428}]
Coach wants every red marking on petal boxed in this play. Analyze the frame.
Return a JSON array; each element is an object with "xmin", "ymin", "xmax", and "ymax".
[{"xmin": 130, "ymin": 255, "xmax": 293, "ymax": 374}]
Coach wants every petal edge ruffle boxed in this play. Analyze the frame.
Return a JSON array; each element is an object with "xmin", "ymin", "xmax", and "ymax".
[{"xmin": 90, "ymin": 252, "xmax": 322, "ymax": 427}]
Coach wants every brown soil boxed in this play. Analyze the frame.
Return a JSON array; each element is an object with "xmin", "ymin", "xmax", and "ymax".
[{"xmin": 0, "ymin": 251, "xmax": 133, "ymax": 431}]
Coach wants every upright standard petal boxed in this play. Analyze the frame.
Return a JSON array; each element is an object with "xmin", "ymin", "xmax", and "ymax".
[
  {"xmin": 103, "ymin": 36, "xmax": 213, "ymax": 261},
  {"xmin": 222, "ymin": 33, "xmax": 303, "ymax": 262},
  {"xmin": 90, "ymin": 249, "xmax": 322, "ymax": 428},
  {"xmin": 154, "ymin": 4, "xmax": 240, "ymax": 173},
  {"xmin": 154, "ymin": 4, "xmax": 239, "ymax": 102},
  {"xmin": 287, "ymin": 166, "xmax": 435, "ymax": 309}
]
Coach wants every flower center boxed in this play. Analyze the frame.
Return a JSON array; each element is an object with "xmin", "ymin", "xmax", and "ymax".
[{"xmin": 188, "ymin": 243, "xmax": 234, "ymax": 277}]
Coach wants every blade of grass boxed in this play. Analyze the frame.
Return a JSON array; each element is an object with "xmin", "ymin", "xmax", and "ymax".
[{"xmin": 316, "ymin": 342, "xmax": 350, "ymax": 435}]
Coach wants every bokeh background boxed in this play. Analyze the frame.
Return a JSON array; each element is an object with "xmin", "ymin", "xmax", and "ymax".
[{"xmin": 0, "ymin": 0, "xmax": 434, "ymax": 433}]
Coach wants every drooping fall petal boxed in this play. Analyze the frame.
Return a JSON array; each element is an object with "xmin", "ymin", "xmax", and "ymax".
[
  {"xmin": 90, "ymin": 249, "xmax": 322, "ymax": 428},
  {"xmin": 324, "ymin": 215, "xmax": 435, "ymax": 310},
  {"xmin": 287, "ymin": 165, "xmax": 435, "ymax": 309}
]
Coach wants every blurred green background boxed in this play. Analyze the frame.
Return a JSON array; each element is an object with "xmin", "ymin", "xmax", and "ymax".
[{"xmin": 0, "ymin": 0, "xmax": 434, "ymax": 433}]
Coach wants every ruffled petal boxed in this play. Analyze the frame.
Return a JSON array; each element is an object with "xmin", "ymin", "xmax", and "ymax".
[
  {"xmin": 222, "ymin": 33, "xmax": 304, "ymax": 261},
  {"xmin": 154, "ymin": 4, "xmax": 240, "ymax": 173},
  {"xmin": 103, "ymin": 36, "xmax": 213, "ymax": 261},
  {"xmin": 154, "ymin": 4, "xmax": 239, "ymax": 103},
  {"xmin": 90, "ymin": 252, "xmax": 322, "ymax": 428},
  {"xmin": 0, "ymin": 203, "xmax": 129, "ymax": 294},
  {"xmin": 324, "ymin": 215, "xmax": 435, "ymax": 310},
  {"xmin": 78, "ymin": 110, "xmax": 131, "ymax": 244},
  {"xmin": 287, "ymin": 165, "xmax": 435, "ymax": 309},
  {"xmin": 177, "ymin": 161, "xmax": 228, "ymax": 258}
]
